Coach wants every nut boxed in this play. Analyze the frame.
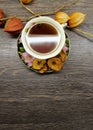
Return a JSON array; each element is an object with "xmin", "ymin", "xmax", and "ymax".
[
  {"xmin": 68, "ymin": 12, "xmax": 86, "ymax": 28},
  {"xmin": 4, "ymin": 17, "xmax": 24, "ymax": 35},
  {"xmin": 55, "ymin": 12, "xmax": 70, "ymax": 24},
  {"xmin": 22, "ymin": 0, "xmax": 32, "ymax": 4},
  {"xmin": 0, "ymin": 8, "xmax": 6, "ymax": 27}
]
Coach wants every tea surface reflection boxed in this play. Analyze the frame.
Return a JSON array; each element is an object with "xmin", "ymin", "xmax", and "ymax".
[{"xmin": 27, "ymin": 23, "xmax": 60, "ymax": 53}]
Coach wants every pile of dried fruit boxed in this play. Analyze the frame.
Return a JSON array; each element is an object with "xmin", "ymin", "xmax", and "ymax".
[
  {"xmin": 18, "ymin": 33, "xmax": 69, "ymax": 74},
  {"xmin": 31, "ymin": 50, "xmax": 67, "ymax": 74}
]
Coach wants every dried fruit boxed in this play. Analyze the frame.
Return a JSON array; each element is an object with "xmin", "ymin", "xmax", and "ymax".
[
  {"xmin": 32, "ymin": 59, "xmax": 46, "ymax": 70},
  {"xmin": 59, "ymin": 50, "xmax": 67, "ymax": 62},
  {"xmin": 4, "ymin": 17, "xmax": 24, "ymax": 35},
  {"xmin": 0, "ymin": 8, "xmax": 6, "ymax": 27},
  {"xmin": 39, "ymin": 64, "xmax": 48, "ymax": 74},
  {"xmin": 55, "ymin": 12, "xmax": 70, "ymax": 24},
  {"xmin": 68, "ymin": 12, "xmax": 86, "ymax": 28},
  {"xmin": 47, "ymin": 57, "xmax": 63, "ymax": 71},
  {"xmin": 22, "ymin": 0, "xmax": 32, "ymax": 4}
]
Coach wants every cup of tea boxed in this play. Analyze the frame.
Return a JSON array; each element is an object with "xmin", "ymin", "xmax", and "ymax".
[{"xmin": 21, "ymin": 16, "xmax": 66, "ymax": 59}]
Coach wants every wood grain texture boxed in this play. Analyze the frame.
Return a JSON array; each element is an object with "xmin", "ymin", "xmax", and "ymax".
[{"xmin": 0, "ymin": 0, "xmax": 93, "ymax": 130}]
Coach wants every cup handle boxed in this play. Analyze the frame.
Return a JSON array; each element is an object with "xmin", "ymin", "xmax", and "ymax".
[{"xmin": 61, "ymin": 23, "xmax": 67, "ymax": 29}]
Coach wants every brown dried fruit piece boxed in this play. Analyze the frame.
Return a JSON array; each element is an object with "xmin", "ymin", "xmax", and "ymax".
[
  {"xmin": 4, "ymin": 17, "xmax": 24, "ymax": 35},
  {"xmin": 47, "ymin": 57, "xmax": 63, "ymax": 71},
  {"xmin": 0, "ymin": 8, "xmax": 6, "ymax": 27},
  {"xmin": 39, "ymin": 64, "xmax": 48, "ymax": 74},
  {"xmin": 32, "ymin": 59, "xmax": 46, "ymax": 70},
  {"xmin": 59, "ymin": 50, "xmax": 67, "ymax": 62}
]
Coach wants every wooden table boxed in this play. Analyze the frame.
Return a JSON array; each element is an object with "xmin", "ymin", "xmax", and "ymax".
[{"xmin": 0, "ymin": 0, "xmax": 93, "ymax": 129}]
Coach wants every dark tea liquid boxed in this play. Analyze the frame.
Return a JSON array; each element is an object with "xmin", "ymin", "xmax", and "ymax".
[{"xmin": 27, "ymin": 23, "xmax": 60, "ymax": 53}]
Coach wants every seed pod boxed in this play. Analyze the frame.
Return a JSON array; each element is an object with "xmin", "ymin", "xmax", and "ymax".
[
  {"xmin": 55, "ymin": 12, "xmax": 70, "ymax": 24},
  {"xmin": 68, "ymin": 12, "xmax": 86, "ymax": 28},
  {"xmin": 22, "ymin": 0, "xmax": 32, "ymax": 4},
  {"xmin": 0, "ymin": 8, "xmax": 6, "ymax": 27},
  {"xmin": 4, "ymin": 17, "xmax": 24, "ymax": 35}
]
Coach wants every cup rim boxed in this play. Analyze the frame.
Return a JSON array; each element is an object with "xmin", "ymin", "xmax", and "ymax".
[{"xmin": 21, "ymin": 16, "xmax": 65, "ymax": 59}]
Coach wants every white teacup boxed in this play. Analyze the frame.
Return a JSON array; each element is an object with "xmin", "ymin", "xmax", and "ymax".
[{"xmin": 21, "ymin": 16, "xmax": 66, "ymax": 59}]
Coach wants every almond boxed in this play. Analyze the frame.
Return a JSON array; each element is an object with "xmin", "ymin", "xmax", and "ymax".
[{"xmin": 4, "ymin": 17, "xmax": 24, "ymax": 35}]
